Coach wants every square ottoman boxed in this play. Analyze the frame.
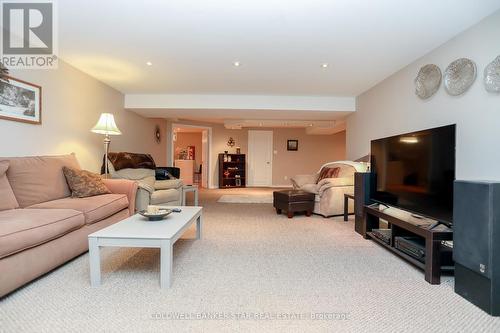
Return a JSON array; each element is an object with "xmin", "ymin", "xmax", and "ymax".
[{"xmin": 273, "ymin": 190, "xmax": 315, "ymax": 218}]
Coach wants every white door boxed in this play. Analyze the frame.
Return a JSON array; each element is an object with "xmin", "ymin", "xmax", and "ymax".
[
  {"xmin": 248, "ymin": 130, "xmax": 273, "ymax": 186},
  {"xmin": 201, "ymin": 130, "xmax": 209, "ymax": 188}
]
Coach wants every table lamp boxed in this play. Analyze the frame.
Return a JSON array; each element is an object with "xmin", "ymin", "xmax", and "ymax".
[{"xmin": 91, "ymin": 113, "xmax": 122, "ymax": 177}]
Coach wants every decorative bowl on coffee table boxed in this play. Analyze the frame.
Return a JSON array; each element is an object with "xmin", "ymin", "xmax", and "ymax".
[{"xmin": 138, "ymin": 209, "xmax": 173, "ymax": 221}]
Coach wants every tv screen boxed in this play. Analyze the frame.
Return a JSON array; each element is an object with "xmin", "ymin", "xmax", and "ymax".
[{"xmin": 370, "ymin": 124, "xmax": 456, "ymax": 223}]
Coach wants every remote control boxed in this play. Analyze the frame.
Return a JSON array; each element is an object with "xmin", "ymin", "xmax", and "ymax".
[
  {"xmin": 172, "ymin": 208, "xmax": 182, "ymax": 213},
  {"xmin": 428, "ymin": 221, "xmax": 441, "ymax": 230}
]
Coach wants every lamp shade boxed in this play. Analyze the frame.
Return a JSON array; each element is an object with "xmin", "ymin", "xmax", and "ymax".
[{"xmin": 91, "ymin": 113, "xmax": 122, "ymax": 135}]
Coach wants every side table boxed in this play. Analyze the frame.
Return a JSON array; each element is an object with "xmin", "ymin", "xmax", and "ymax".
[
  {"xmin": 182, "ymin": 185, "xmax": 199, "ymax": 206},
  {"xmin": 343, "ymin": 193, "xmax": 355, "ymax": 221}
]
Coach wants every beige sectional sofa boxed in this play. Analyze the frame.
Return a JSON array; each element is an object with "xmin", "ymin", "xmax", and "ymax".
[
  {"xmin": 0, "ymin": 154, "xmax": 137, "ymax": 297},
  {"xmin": 291, "ymin": 161, "xmax": 368, "ymax": 217}
]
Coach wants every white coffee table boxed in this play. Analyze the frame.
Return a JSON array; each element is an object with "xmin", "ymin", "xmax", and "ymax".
[{"xmin": 88, "ymin": 206, "xmax": 202, "ymax": 289}]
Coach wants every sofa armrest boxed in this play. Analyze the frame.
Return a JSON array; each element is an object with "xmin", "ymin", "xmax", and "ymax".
[
  {"xmin": 317, "ymin": 177, "xmax": 354, "ymax": 195},
  {"xmin": 290, "ymin": 174, "xmax": 319, "ymax": 189},
  {"xmin": 154, "ymin": 179, "xmax": 183, "ymax": 190},
  {"xmin": 102, "ymin": 178, "xmax": 138, "ymax": 215}
]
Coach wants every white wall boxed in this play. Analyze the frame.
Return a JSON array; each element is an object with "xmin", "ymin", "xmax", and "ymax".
[
  {"xmin": 0, "ymin": 60, "xmax": 167, "ymax": 171},
  {"xmin": 347, "ymin": 10, "xmax": 500, "ymax": 181}
]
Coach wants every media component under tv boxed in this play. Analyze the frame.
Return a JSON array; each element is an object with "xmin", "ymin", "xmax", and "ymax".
[{"xmin": 370, "ymin": 124, "xmax": 456, "ymax": 224}]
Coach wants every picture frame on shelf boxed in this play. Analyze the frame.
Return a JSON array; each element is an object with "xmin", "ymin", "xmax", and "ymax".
[
  {"xmin": 187, "ymin": 146, "xmax": 195, "ymax": 160},
  {"xmin": 0, "ymin": 76, "xmax": 41, "ymax": 125}
]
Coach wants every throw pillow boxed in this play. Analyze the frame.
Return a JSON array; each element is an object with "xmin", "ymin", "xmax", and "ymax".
[
  {"xmin": 62, "ymin": 167, "xmax": 111, "ymax": 198},
  {"xmin": 317, "ymin": 167, "xmax": 340, "ymax": 183},
  {"xmin": 0, "ymin": 161, "xmax": 19, "ymax": 211}
]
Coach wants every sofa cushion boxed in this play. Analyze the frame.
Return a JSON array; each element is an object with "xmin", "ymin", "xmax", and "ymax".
[
  {"xmin": 109, "ymin": 162, "xmax": 155, "ymax": 181},
  {"xmin": 62, "ymin": 167, "xmax": 111, "ymax": 198},
  {"xmin": 1, "ymin": 154, "xmax": 81, "ymax": 207},
  {"xmin": 154, "ymin": 179, "xmax": 183, "ymax": 190},
  {"xmin": 0, "ymin": 161, "xmax": 19, "ymax": 211},
  {"xmin": 151, "ymin": 189, "xmax": 180, "ymax": 205},
  {"xmin": 28, "ymin": 194, "xmax": 128, "ymax": 225},
  {"xmin": 0, "ymin": 208, "xmax": 84, "ymax": 259},
  {"xmin": 317, "ymin": 167, "xmax": 340, "ymax": 182}
]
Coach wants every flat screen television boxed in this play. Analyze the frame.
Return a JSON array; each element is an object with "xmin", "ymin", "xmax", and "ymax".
[{"xmin": 370, "ymin": 124, "xmax": 456, "ymax": 224}]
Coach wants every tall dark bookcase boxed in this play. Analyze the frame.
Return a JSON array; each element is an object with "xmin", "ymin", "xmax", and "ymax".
[{"xmin": 218, "ymin": 154, "xmax": 246, "ymax": 188}]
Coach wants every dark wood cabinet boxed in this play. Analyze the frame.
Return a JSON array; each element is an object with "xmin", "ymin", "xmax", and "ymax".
[{"xmin": 218, "ymin": 154, "xmax": 246, "ymax": 188}]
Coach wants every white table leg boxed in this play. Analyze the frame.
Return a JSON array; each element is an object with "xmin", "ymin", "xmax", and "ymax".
[
  {"xmin": 196, "ymin": 215, "xmax": 203, "ymax": 239},
  {"xmin": 160, "ymin": 240, "xmax": 173, "ymax": 288},
  {"xmin": 194, "ymin": 189, "xmax": 199, "ymax": 206},
  {"xmin": 88, "ymin": 237, "xmax": 101, "ymax": 286},
  {"xmin": 181, "ymin": 188, "xmax": 186, "ymax": 206}
]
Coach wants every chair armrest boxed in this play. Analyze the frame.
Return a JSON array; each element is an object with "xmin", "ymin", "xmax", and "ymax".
[
  {"xmin": 137, "ymin": 181, "xmax": 155, "ymax": 194},
  {"xmin": 317, "ymin": 177, "xmax": 354, "ymax": 195},
  {"xmin": 154, "ymin": 179, "xmax": 183, "ymax": 190},
  {"xmin": 290, "ymin": 174, "xmax": 319, "ymax": 189},
  {"xmin": 102, "ymin": 179, "xmax": 138, "ymax": 215}
]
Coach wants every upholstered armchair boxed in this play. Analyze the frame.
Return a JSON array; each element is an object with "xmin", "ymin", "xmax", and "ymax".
[
  {"xmin": 104, "ymin": 153, "xmax": 183, "ymax": 212},
  {"xmin": 107, "ymin": 163, "xmax": 183, "ymax": 211},
  {"xmin": 290, "ymin": 161, "xmax": 368, "ymax": 217}
]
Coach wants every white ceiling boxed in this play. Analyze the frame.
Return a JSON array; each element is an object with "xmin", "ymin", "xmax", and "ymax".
[{"xmin": 59, "ymin": 0, "xmax": 500, "ymax": 97}]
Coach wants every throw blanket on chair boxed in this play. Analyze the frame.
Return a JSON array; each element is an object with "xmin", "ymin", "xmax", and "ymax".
[{"xmin": 101, "ymin": 152, "xmax": 156, "ymax": 174}]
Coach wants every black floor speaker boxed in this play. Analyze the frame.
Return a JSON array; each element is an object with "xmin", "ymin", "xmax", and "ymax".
[
  {"xmin": 454, "ymin": 180, "xmax": 500, "ymax": 316},
  {"xmin": 354, "ymin": 172, "xmax": 374, "ymax": 236}
]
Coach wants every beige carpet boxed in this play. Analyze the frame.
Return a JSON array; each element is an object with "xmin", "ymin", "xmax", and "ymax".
[
  {"xmin": 1, "ymin": 188, "xmax": 500, "ymax": 332},
  {"xmin": 217, "ymin": 193, "xmax": 273, "ymax": 203}
]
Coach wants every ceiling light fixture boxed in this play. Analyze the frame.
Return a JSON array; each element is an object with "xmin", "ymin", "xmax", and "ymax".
[
  {"xmin": 321, "ymin": 63, "xmax": 328, "ymax": 68},
  {"xmin": 233, "ymin": 61, "xmax": 240, "ymax": 67},
  {"xmin": 146, "ymin": 61, "xmax": 153, "ymax": 66}
]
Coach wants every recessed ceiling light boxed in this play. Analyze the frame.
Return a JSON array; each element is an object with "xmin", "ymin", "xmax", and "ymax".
[
  {"xmin": 321, "ymin": 63, "xmax": 328, "ymax": 68},
  {"xmin": 233, "ymin": 61, "xmax": 241, "ymax": 67},
  {"xmin": 309, "ymin": 123, "xmax": 314, "ymax": 127},
  {"xmin": 146, "ymin": 61, "xmax": 153, "ymax": 66}
]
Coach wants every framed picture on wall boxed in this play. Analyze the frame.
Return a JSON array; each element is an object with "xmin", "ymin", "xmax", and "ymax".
[
  {"xmin": 287, "ymin": 139, "xmax": 298, "ymax": 151},
  {"xmin": 0, "ymin": 76, "xmax": 41, "ymax": 125}
]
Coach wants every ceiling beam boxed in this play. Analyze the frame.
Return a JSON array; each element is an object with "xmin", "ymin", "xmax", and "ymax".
[{"xmin": 125, "ymin": 94, "xmax": 356, "ymax": 112}]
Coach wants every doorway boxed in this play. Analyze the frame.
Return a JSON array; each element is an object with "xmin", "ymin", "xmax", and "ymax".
[
  {"xmin": 248, "ymin": 130, "xmax": 273, "ymax": 187},
  {"xmin": 171, "ymin": 124, "xmax": 211, "ymax": 188}
]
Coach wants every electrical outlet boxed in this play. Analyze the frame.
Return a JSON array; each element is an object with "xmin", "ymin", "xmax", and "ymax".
[{"xmin": 284, "ymin": 176, "xmax": 288, "ymax": 180}]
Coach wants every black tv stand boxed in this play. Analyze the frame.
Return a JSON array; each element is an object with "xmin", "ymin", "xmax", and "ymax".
[{"xmin": 362, "ymin": 205, "xmax": 453, "ymax": 284}]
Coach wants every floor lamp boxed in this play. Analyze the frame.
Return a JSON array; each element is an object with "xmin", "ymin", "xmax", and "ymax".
[{"xmin": 91, "ymin": 113, "xmax": 122, "ymax": 178}]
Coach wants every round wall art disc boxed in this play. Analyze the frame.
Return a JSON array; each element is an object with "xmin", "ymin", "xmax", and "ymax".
[
  {"xmin": 484, "ymin": 55, "xmax": 500, "ymax": 93},
  {"xmin": 415, "ymin": 64, "xmax": 442, "ymax": 99},
  {"xmin": 444, "ymin": 58, "xmax": 477, "ymax": 96}
]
